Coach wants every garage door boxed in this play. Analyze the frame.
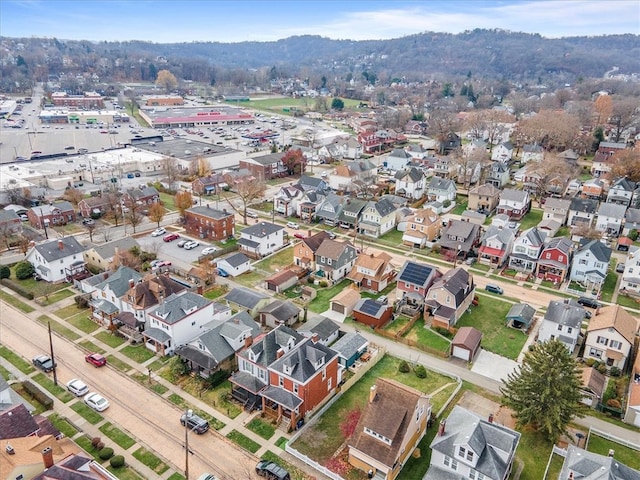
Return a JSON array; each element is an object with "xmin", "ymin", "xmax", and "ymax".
[
  {"xmin": 452, "ymin": 345, "xmax": 470, "ymax": 361},
  {"xmin": 332, "ymin": 303, "xmax": 345, "ymax": 314}
]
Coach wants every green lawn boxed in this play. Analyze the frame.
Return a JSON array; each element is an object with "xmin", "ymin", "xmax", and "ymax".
[
  {"xmin": 132, "ymin": 447, "xmax": 169, "ymax": 475},
  {"xmin": 120, "ymin": 345, "xmax": 156, "ymax": 363},
  {"xmin": 616, "ymin": 294, "xmax": 640, "ymax": 311},
  {"xmin": 37, "ymin": 315, "xmax": 81, "ymax": 341},
  {"xmin": 94, "ymin": 331, "xmax": 126, "ymax": 348},
  {"xmin": 226, "ymin": 429, "xmax": 261, "ymax": 453},
  {"xmin": 308, "ymin": 278, "xmax": 351, "ymax": 313},
  {"xmin": 553, "ymin": 226, "xmax": 570, "ymax": 238},
  {"xmin": 203, "ymin": 284, "xmax": 228, "ymax": 300},
  {"xmin": 99, "ymin": 421, "xmax": 136, "ymax": 449},
  {"xmin": 33, "ymin": 373, "xmax": 75, "ymax": 403},
  {"xmin": 67, "ymin": 312, "xmax": 100, "ymax": 333},
  {"xmin": 456, "ymin": 295, "xmax": 526, "ymax": 360},
  {"xmin": 55, "ymin": 303, "xmax": 90, "ymax": 319},
  {"xmin": 39, "ymin": 288, "xmax": 74, "ymax": 305},
  {"xmin": 48, "ymin": 413, "xmax": 79, "ymax": 438},
  {"xmin": 246, "ymin": 417, "xmax": 276, "ymax": 440},
  {"xmin": 167, "ymin": 474, "xmax": 186, "ymax": 480},
  {"xmin": 587, "ymin": 433, "xmax": 640, "ymax": 469},
  {"xmin": 0, "ymin": 364, "xmax": 11, "ymax": 380},
  {"xmin": 106, "ymin": 355, "xmax": 132, "ymax": 372},
  {"xmin": 405, "ymin": 325, "xmax": 452, "ymax": 353},
  {"xmin": 0, "ymin": 289, "xmax": 35, "ymax": 313},
  {"xmin": 70, "ymin": 402, "xmax": 104, "ymax": 424},
  {"xmin": 131, "ymin": 372, "xmax": 169, "ymax": 395},
  {"xmin": 107, "ymin": 465, "xmax": 147, "ymax": 480},
  {"xmin": 254, "ymin": 246, "xmax": 295, "ymax": 272},
  {"xmin": 159, "ymin": 192, "xmax": 176, "ymax": 211},
  {"xmin": 452, "ymin": 196, "xmax": 469, "ymax": 215},
  {"xmin": 0, "ymin": 345, "xmax": 35, "ymax": 374},
  {"xmin": 599, "ymin": 271, "xmax": 617, "ymax": 303},
  {"xmin": 75, "ymin": 435, "xmax": 100, "ymax": 461},
  {"xmin": 377, "ymin": 229, "xmax": 404, "ymax": 246},
  {"xmin": 519, "ymin": 208, "xmax": 543, "ymax": 231},
  {"xmin": 79, "ymin": 340, "xmax": 106, "ymax": 354}
]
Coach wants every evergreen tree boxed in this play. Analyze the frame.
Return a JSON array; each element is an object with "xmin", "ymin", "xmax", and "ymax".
[{"xmin": 501, "ymin": 339, "xmax": 586, "ymax": 442}]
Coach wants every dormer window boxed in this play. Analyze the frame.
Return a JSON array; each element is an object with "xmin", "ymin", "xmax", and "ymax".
[{"xmin": 458, "ymin": 446, "xmax": 474, "ymax": 462}]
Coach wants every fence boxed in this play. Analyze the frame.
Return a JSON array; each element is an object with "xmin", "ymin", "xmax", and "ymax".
[
  {"xmin": 374, "ymin": 328, "xmax": 450, "ymax": 358},
  {"xmin": 586, "ymin": 426, "xmax": 640, "ymax": 451}
]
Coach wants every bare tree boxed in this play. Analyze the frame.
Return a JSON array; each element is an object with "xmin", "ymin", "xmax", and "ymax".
[
  {"xmin": 610, "ymin": 96, "xmax": 639, "ymax": 142},
  {"xmin": 527, "ymin": 154, "xmax": 578, "ymax": 203},
  {"xmin": 427, "ymin": 110, "xmax": 460, "ymax": 154},
  {"xmin": 124, "ymin": 197, "xmax": 144, "ymax": 233},
  {"xmin": 162, "ymin": 156, "xmax": 180, "ymax": 191},
  {"xmin": 485, "ymin": 110, "xmax": 515, "ymax": 152},
  {"xmin": 571, "ymin": 223, "xmax": 603, "ymax": 241},
  {"xmin": 451, "ymin": 146, "xmax": 488, "ymax": 189},
  {"xmin": 222, "ymin": 173, "xmax": 266, "ymax": 225},
  {"xmin": 84, "ymin": 222, "xmax": 97, "ymax": 243},
  {"xmin": 515, "ymin": 110, "xmax": 580, "ymax": 151},
  {"xmin": 62, "ymin": 187, "xmax": 84, "ymax": 206},
  {"xmin": 608, "ymin": 148, "xmax": 640, "ymax": 182}
]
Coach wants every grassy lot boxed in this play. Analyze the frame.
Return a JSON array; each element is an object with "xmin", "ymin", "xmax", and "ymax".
[
  {"xmin": 405, "ymin": 325, "xmax": 452, "ymax": 353},
  {"xmin": 159, "ymin": 192, "xmax": 176, "ymax": 211},
  {"xmin": 260, "ymin": 450, "xmax": 312, "ymax": 480},
  {"xmin": 452, "ymin": 197, "xmax": 469, "ymax": 215},
  {"xmin": 99, "ymin": 421, "xmax": 136, "ymax": 449},
  {"xmin": 168, "ymin": 393, "xmax": 186, "ymax": 408},
  {"xmin": 167, "ymin": 474, "xmax": 186, "ymax": 480},
  {"xmin": 246, "ymin": 96, "xmax": 362, "ymax": 113},
  {"xmin": 0, "ymin": 289, "xmax": 35, "ymax": 313},
  {"xmin": 55, "ymin": 303, "xmax": 89, "ymax": 319},
  {"xmin": 131, "ymin": 372, "xmax": 169, "ymax": 395},
  {"xmin": 377, "ymin": 229, "xmax": 404, "ymax": 246},
  {"xmin": 226, "ymin": 429, "xmax": 261, "ymax": 453},
  {"xmin": 70, "ymin": 402, "xmax": 104, "ymax": 424},
  {"xmin": 0, "ymin": 345, "xmax": 35, "ymax": 374},
  {"xmin": 38, "ymin": 288, "xmax": 75, "ymax": 305},
  {"xmin": 67, "ymin": 313, "xmax": 100, "ymax": 333},
  {"xmin": 616, "ymin": 293, "xmax": 640, "ymax": 311},
  {"xmin": 545, "ymin": 453, "xmax": 565, "ymax": 480},
  {"xmin": 37, "ymin": 315, "xmax": 81, "ymax": 341},
  {"xmin": 246, "ymin": 417, "xmax": 276, "ymax": 440},
  {"xmin": 519, "ymin": 208, "xmax": 543, "ymax": 231},
  {"xmin": 0, "ymin": 364, "xmax": 11, "ymax": 380},
  {"xmin": 599, "ymin": 272, "xmax": 617, "ymax": 303},
  {"xmin": 11, "ymin": 382, "xmax": 50, "ymax": 414},
  {"xmin": 120, "ymin": 345, "xmax": 156, "ymax": 364},
  {"xmin": 455, "ymin": 296, "xmax": 525, "ymax": 360},
  {"xmin": 517, "ymin": 429, "xmax": 555, "ymax": 480},
  {"xmin": 8, "ymin": 268, "xmax": 71, "ymax": 298},
  {"xmin": 554, "ymin": 226, "xmax": 570, "ymax": 238},
  {"xmin": 290, "ymin": 355, "xmax": 454, "ymax": 465},
  {"xmin": 107, "ymin": 465, "xmax": 147, "ymax": 480},
  {"xmin": 106, "ymin": 355, "xmax": 132, "ymax": 372},
  {"xmin": 203, "ymin": 284, "xmax": 228, "ymax": 300},
  {"xmin": 147, "ymin": 356, "xmax": 171, "ymax": 372},
  {"xmin": 75, "ymin": 435, "xmax": 100, "ymax": 461},
  {"xmin": 308, "ymin": 278, "xmax": 351, "ymax": 313},
  {"xmin": 233, "ymin": 270, "xmax": 267, "ymax": 287},
  {"xmin": 48, "ymin": 413, "xmax": 79, "ymax": 438},
  {"xmin": 383, "ymin": 315, "xmax": 412, "ymax": 334},
  {"xmin": 94, "ymin": 331, "xmax": 126, "ymax": 348},
  {"xmin": 132, "ymin": 447, "xmax": 170, "ymax": 475},
  {"xmin": 79, "ymin": 340, "xmax": 106, "ymax": 354},
  {"xmin": 469, "ymin": 263, "xmax": 491, "ymax": 273},
  {"xmin": 255, "ymin": 246, "xmax": 295, "ymax": 272},
  {"xmin": 587, "ymin": 433, "xmax": 640, "ymax": 469},
  {"xmin": 33, "ymin": 372, "xmax": 75, "ymax": 403}
]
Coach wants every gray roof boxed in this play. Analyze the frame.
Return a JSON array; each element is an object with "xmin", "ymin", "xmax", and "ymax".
[
  {"xmin": 330, "ymin": 332, "xmax": 368, "ymax": 360},
  {"xmin": 598, "ymin": 141, "xmax": 627, "ymax": 149},
  {"xmin": 569, "ymin": 197, "xmax": 598, "ymax": 214},
  {"xmin": 353, "ymin": 298, "xmax": 389, "ymax": 320},
  {"xmin": 577, "ymin": 239, "xmax": 612, "ymax": 263},
  {"xmin": 481, "ymin": 225, "xmax": 515, "ymax": 246},
  {"xmin": 544, "ymin": 300, "xmax": 585, "ymax": 328},
  {"xmin": 369, "ymin": 197, "xmax": 397, "ymax": 217},
  {"xmin": 395, "ymin": 167, "xmax": 423, "ymax": 182},
  {"xmin": 32, "ymin": 236, "xmax": 85, "ymax": 262},
  {"xmin": 523, "ymin": 144, "xmax": 543, "ymax": 153},
  {"xmin": 225, "ymin": 286, "xmax": 269, "ymax": 309},
  {"xmin": 543, "ymin": 197, "xmax": 571, "ymax": 211},
  {"xmin": 0, "ymin": 376, "xmax": 35, "ymax": 412},
  {"xmin": 506, "ymin": 303, "xmax": 536, "ymax": 323},
  {"xmin": 610, "ymin": 176, "xmax": 636, "ymax": 192},
  {"xmin": 91, "ymin": 237, "xmax": 140, "ymax": 261},
  {"xmin": 220, "ymin": 252, "xmax": 251, "ymax": 268},
  {"xmin": 151, "ymin": 291, "xmax": 211, "ymax": 324},
  {"xmin": 241, "ymin": 221, "xmax": 284, "ymax": 238},
  {"xmin": 270, "ymin": 337, "xmax": 338, "ymax": 383},
  {"xmin": 428, "ymin": 177, "xmax": 455, "ymax": 191},
  {"xmin": 626, "ymin": 208, "xmax": 640, "ymax": 224},
  {"xmin": 0, "ymin": 209, "xmax": 20, "ymax": 223},
  {"xmin": 597, "ymin": 202, "xmax": 627, "ymax": 218},
  {"xmin": 251, "ymin": 152, "xmax": 283, "ymax": 166},
  {"xmin": 239, "ymin": 324, "xmax": 305, "ymax": 368},
  {"xmin": 559, "ymin": 445, "xmax": 640, "ymax": 480},
  {"xmin": 260, "ymin": 299, "xmax": 301, "ymax": 321},
  {"xmin": 500, "ymin": 188, "xmax": 528, "ymax": 203},
  {"xmin": 127, "ymin": 186, "xmax": 159, "ymax": 200},
  {"xmin": 187, "ymin": 205, "xmax": 234, "ymax": 220},
  {"xmin": 298, "ymin": 317, "xmax": 340, "ymax": 341},
  {"xmin": 520, "ymin": 227, "xmax": 547, "ymax": 247},
  {"xmin": 261, "ymin": 385, "xmax": 303, "ymax": 410},
  {"xmin": 94, "ymin": 266, "xmax": 143, "ymax": 297},
  {"xmin": 388, "ymin": 148, "xmax": 412, "ymax": 160},
  {"xmin": 345, "ymin": 159, "xmax": 376, "ymax": 173},
  {"xmin": 429, "ymin": 406, "xmax": 521, "ymax": 480}
]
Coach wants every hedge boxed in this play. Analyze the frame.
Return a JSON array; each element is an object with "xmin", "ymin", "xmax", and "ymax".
[
  {"xmin": 22, "ymin": 381, "xmax": 54, "ymax": 409},
  {"xmin": 15, "ymin": 261, "xmax": 35, "ymax": 280},
  {"xmin": 98, "ymin": 447, "xmax": 114, "ymax": 460},
  {"xmin": 1, "ymin": 278, "xmax": 34, "ymax": 300},
  {"xmin": 110, "ymin": 455, "xmax": 125, "ymax": 468}
]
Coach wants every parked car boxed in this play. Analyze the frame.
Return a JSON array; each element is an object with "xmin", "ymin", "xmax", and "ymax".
[
  {"xmin": 180, "ymin": 411, "xmax": 209, "ymax": 434},
  {"xmin": 152, "ymin": 260, "xmax": 172, "ymax": 270},
  {"xmin": 84, "ymin": 392, "xmax": 109, "ymax": 412},
  {"xmin": 201, "ymin": 246, "xmax": 219, "ymax": 255},
  {"xmin": 184, "ymin": 240, "xmax": 200, "ymax": 250},
  {"xmin": 216, "ymin": 268, "xmax": 229, "ymax": 277},
  {"xmin": 616, "ymin": 262, "xmax": 626, "ymax": 273},
  {"xmin": 177, "ymin": 239, "xmax": 188, "ymax": 248},
  {"xmin": 197, "ymin": 475, "xmax": 218, "ymax": 480},
  {"xmin": 255, "ymin": 460, "xmax": 290, "ymax": 480},
  {"xmin": 82, "ymin": 218, "xmax": 95, "ymax": 226},
  {"xmin": 246, "ymin": 211, "xmax": 259, "ymax": 219},
  {"xmin": 286, "ymin": 222, "xmax": 299, "ymax": 229},
  {"xmin": 485, "ymin": 284, "xmax": 504, "ymax": 295},
  {"xmin": 85, "ymin": 353, "xmax": 107, "ymax": 367},
  {"xmin": 151, "ymin": 227, "xmax": 167, "ymax": 237},
  {"xmin": 32, "ymin": 354, "xmax": 55, "ymax": 373},
  {"xmin": 294, "ymin": 232, "xmax": 306, "ymax": 239},
  {"xmin": 465, "ymin": 257, "xmax": 476, "ymax": 265},
  {"xmin": 66, "ymin": 378, "xmax": 89, "ymax": 397},
  {"xmin": 577, "ymin": 296, "xmax": 600, "ymax": 309},
  {"xmin": 328, "ymin": 232, "xmax": 336, "ymax": 239},
  {"xmin": 163, "ymin": 233, "xmax": 180, "ymax": 242}
]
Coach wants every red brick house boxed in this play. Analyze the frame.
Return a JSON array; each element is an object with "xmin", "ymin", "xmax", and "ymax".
[
  {"xmin": 27, "ymin": 201, "xmax": 75, "ymax": 228},
  {"xmin": 352, "ymin": 298, "xmax": 394, "ymax": 328},
  {"xmin": 396, "ymin": 260, "xmax": 440, "ymax": 306},
  {"xmin": 184, "ymin": 205, "xmax": 235, "ymax": 241},
  {"xmin": 239, "ymin": 153, "xmax": 287, "ymax": 181},
  {"xmin": 191, "ymin": 174, "xmax": 226, "ymax": 196},
  {"xmin": 77, "ymin": 194, "xmax": 118, "ymax": 218},
  {"xmin": 0, "ymin": 209, "xmax": 23, "ymax": 236},
  {"xmin": 123, "ymin": 186, "xmax": 159, "ymax": 207},
  {"xmin": 536, "ymin": 237, "xmax": 573, "ymax": 284}
]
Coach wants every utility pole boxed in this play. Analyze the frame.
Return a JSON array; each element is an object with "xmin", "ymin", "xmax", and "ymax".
[
  {"xmin": 39, "ymin": 208, "xmax": 49, "ymax": 239},
  {"xmin": 48, "ymin": 322, "xmax": 58, "ymax": 386},
  {"xmin": 184, "ymin": 410, "xmax": 189, "ymax": 480}
]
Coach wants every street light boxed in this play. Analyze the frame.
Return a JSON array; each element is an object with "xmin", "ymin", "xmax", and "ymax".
[{"xmin": 453, "ymin": 243, "xmax": 462, "ymax": 268}]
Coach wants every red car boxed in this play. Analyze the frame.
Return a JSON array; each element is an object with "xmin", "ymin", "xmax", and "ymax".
[
  {"xmin": 85, "ymin": 353, "xmax": 107, "ymax": 367},
  {"xmin": 294, "ymin": 232, "xmax": 306, "ymax": 239},
  {"xmin": 163, "ymin": 233, "xmax": 180, "ymax": 242}
]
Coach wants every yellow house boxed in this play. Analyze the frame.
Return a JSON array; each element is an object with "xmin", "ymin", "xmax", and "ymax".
[{"xmin": 83, "ymin": 237, "xmax": 140, "ymax": 272}]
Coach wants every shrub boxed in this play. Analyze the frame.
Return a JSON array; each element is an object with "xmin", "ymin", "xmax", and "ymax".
[
  {"xmin": 91, "ymin": 437, "xmax": 102, "ymax": 449},
  {"xmin": 1, "ymin": 278, "xmax": 34, "ymax": 299},
  {"xmin": 98, "ymin": 447, "xmax": 114, "ymax": 460},
  {"xmin": 110, "ymin": 455, "xmax": 125, "ymax": 468},
  {"xmin": 433, "ymin": 326, "xmax": 454, "ymax": 339},
  {"xmin": 629, "ymin": 229, "xmax": 639, "ymax": 241},
  {"xmin": 0, "ymin": 265, "xmax": 10, "ymax": 279},
  {"xmin": 96, "ymin": 442, "xmax": 105, "ymax": 451},
  {"xmin": 584, "ymin": 358, "xmax": 596, "ymax": 367},
  {"xmin": 75, "ymin": 294, "xmax": 91, "ymax": 309},
  {"xmin": 606, "ymin": 398, "xmax": 622, "ymax": 409},
  {"xmin": 443, "ymin": 199, "xmax": 451, "ymax": 208},
  {"xmin": 307, "ymin": 277, "xmax": 314, "ymax": 284},
  {"xmin": 398, "ymin": 360, "xmax": 411, "ymax": 373},
  {"xmin": 414, "ymin": 365, "xmax": 427, "ymax": 378},
  {"xmin": 22, "ymin": 381, "xmax": 54, "ymax": 409},
  {"xmin": 319, "ymin": 281, "xmax": 328, "ymax": 288},
  {"xmin": 596, "ymin": 363, "xmax": 607, "ymax": 375},
  {"xmin": 206, "ymin": 369, "xmax": 230, "ymax": 389},
  {"xmin": 15, "ymin": 261, "xmax": 35, "ymax": 280},
  {"xmin": 609, "ymin": 367, "xmax": 621, "ymax": 377}
]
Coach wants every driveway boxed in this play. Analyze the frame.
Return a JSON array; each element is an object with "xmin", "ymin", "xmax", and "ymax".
[{"xmin": 471, "ymin": 349, "xmax": 519, "ymax": 383}]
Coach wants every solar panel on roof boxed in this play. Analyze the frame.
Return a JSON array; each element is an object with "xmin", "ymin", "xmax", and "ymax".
[
  {"xmin": 359, "ymin": 299, "xmax": 382, "ymax": 316},
  {"xmin": 399, "ymin": 262, "xmax": 432, "ymax": 285}
]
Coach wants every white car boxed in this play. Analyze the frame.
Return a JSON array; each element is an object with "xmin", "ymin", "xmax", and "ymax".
[
  {"xmin": 286, "ymin": 222, "xmax": 299, "ymax": 229},
  {"xmin": 184, "ymin": 240, "xmax": 199, "ymax": 250},
  {"xmin": 151, "ymin": 227, "xmax": 167, "ymax": 237},
  {"xmin": 84, "ymin": 392, "xmax": 109, "ymax": 412},
  {"xmin": 201, "ymin": 246, "xmax": 219, "ymax": 255},
  {"xmin": 66, "ymin": 378, "xmax": 89, "ymax": 397}
]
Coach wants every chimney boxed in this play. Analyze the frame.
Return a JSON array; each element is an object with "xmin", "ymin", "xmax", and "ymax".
[
  {"xmin": 42, "ymin": 446, "xmax": 54, "ymax": 468},
  {"xmin": 129, "ymin": 279, "xmax": 135, "ymax": 288},
  {"xmin": 438, "ymin": 419, "xmax": 446, "ymax": 436},
  {"xmin": 311, "ymin": 333, "xmax": 319, "ymax": 343},
  {"xmin": 568, "ymin": 472, "xmax": 574, "ymax": 480},
  {"xmin": 276, "ymin": 348, "xmax": 285, "ymax": 359},
  {"xmin": 369, "ymin": 384, "xmax": 377, "ymax": 403},
  {"xmin": 207, "ymin": 203, "xmax": 210, "ymax": 208},
  {"xmin": 488, "ymin": 413, "xmax": 494, "ymax": 423},
  {"xmin": 58, "ymin": 240, "xmax": 64, "ymax": 250},
  {"xmin": 608, "ymin": 449, "xmax": 615, "ymax": 457}
]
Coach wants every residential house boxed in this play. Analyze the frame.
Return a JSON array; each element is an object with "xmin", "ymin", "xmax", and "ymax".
[
  {"xmin": 328, "ymin": 159, "xmax": 377, "ymax": 192},
  {"xmin": 559, "ymin": 445, "xmax": 640, "ymax": 480},
  {"xmin": 438, "ymin": 132, "xmax": 462, "ymax": 155},
  {"xmin": 395, "ymin": 167, "xmax": 426, "ymax": 200},
  {"xmin": 396, "ymin": 260, "xmax": 439, "ymax": 305},
  {"xmin": 461, "ymin": 209, "xmax": 486, "ymax": 226},
  {"xmin": 624, "ymin": 351, "xmax": 640, "ymax": 426},
  {"xmin": 468, "ymin": 183, "xmax": 501, "ymax": 213},
  {"xmin": 477, "ymin": 226, "xmax": 516, "ymax": 267},
  {"xmin": 621, "ymin": 248, "xmax": 640, "ymax": 295},
  {"xmin": 77, "ymin": 194, "xmax": 118, "ymax": 218},
  {"xmin": 485, "ymin": 161, "xmax": 510, "ymax": 188},
  {"xmin": 595, "ymin": 202, "xmax": 626, "ymax": 237},
  {"xmin": 315, "ymin": 239, "xmax": 358, "ymax": 283},
  {"xmin": 607, "ymin": 177, "xmax": 636, "ymax": 206},
  {"xmin": 238, "ymin": 221, "xmax": 286, "ymax": 258},
  {"xmin": 623, "ymin": 208, "xmax": 640, "ymax": 236},
  {"xmin": 401, "ymin": 208, "xmax": 442, "ymax": 248},
  {"xmin": 348, "ymin": 378, "xmax": 432, "ymax": 480},
  {"xmin": 0, "ymin": 403, "xmax": 41, "ymax": 440},
  {"xmin": 338, "ymin": 198, "xmax": 367, "ymax": 230},
  {"xmin": 224, "ymin": 286, "xmax": 272, "ymax": 318},
  {"xmin": 347, "ymin": 251, "xmax": 394, "ymax": 293},
  {"xmin": 27, "ymin": 201, "xmax": 75, "ymax": 228},
  {"xmin": 427, "ymin": 177, "xmax": 457, "ymax": 204},
  {"xmin": 123, "ymin": 186, "xmax": 159, "ymax": 206},
  {"xmin": 580, "ymin": 367, "xmax": 607, "ymax": 408},
  {"xmin": 404, "ymin": 120, "xmax": 428, "ymax": 136},
  {"xmin": 591, "ymin": 141, "xmax": 627, "ymax": 176},
  {"xmin": 425, "ymin": 267, "xmax": 475, "ymax": 330},
  {"xmin": 0, "ymin": 434, "xmax": 82, "ymax": 480},
  {"xmin": 451, "ymin": 326, "xmax": 482, "ymax": 362},
  {"xmin": 329, "ymin": 288, "xmax": 361, "ymax": 318},
  {"xmin": 31, "ymin": 452, "xmax": 120, "ymax": 480},
  {"xmin": 216, "ymin": 252, "xmax": 251, "ymax": 277},
  {"xmin": 537, "ymin": 218, "xmax": 562, "ymax": 237},
  {"xmin": 496, "ymin": 189, "xmax": 530, "ymax": 220},
  {"xmin": 273, "ymin": 184, "xmax": 304, "ymax": 217},
  {"xmin": 581, "ymin": 178, "xmax": 606, "ymax": 200},
  {"xmin": 175, "ymin": 311, "xmax": 261, "ymax": 378},
  {"xmin": 184, "ymin": 205, "xmax": 235, "ymax": 242},
  {"xmin": 315, "ymin": 193, "xmax": 344, "ymax": 226},
  {"xmin": 542, "ymin": 197, "xmax": 571, "ymax": 226},
  {"xmin": 385, "ymin": 148, "xmax": 413, "ymax": 172},
  {"xmin": 433, "ymin": 156, "xmax": 456, "ymax": 178},
  {"xmin": 537, "ymin": 300, "xmax": 584, "ymax": 353},
  {"xmin": 121, "ymin": 274, "xmax": 187, "ymax": 325},
  {"xmin": 90, "ymin": 266, "xmax": 143, "ymax": 326},
  {"xmin": 508, "ymin": 227, "xmax": 546, "ymax": 274},
  {"xmin": 297, "ymin": 190, "xmax": 327, "ymax": 222},
  {"xmin": 491, "ymin": 142, "xmax": 514, "ymax": 162},
  {"xmin": 143, "ymin": 291, "xmax": 214, "ymax": 355},
  {"xmin": 358, "ymin": 197, "xmax": 398, "ymax": 237},
  {"xmin": 26, "ymin": 237, "xmax": 87, "ymax": 283},
  {"xmin": 330, "ymin": 332, "xmax": 369, "ymax": 369},
  {"xmin": 584, "ymin": 305, "xmax": 638, "ymax": 369},
  {"xmin": 239, "ymin": 153, "xmax": 287, "ymax": 180},
  {"xmin": 570, "ymin": 239, "xmax": 612, "ymax": 290},
  {"xmin": 352, "ymin": 298, "xmax": 393, "ymax": 328},
  {"xmin": 231, "ymin": 326, "xmax": 305, "ymax": 411},
  {"xmin": 521, "ymin": 144, "xmax": 544, "ymax": 163},
  {"xmin": 558, "ymin": 148, "xmax": 579, "ymax": 165},
  {"xmin": 456, "ymin": 160, "xmax": 482, "ymax": 187},
  {"xmin": 83, "ymin": 237, "xmax": 140, "ymax": 272},
  {"xmin": 0, "ymin": 375, "xmax": 34, "ymax": 412},
  {"xmin": 568, "ymin": 197, "xmax": 599, "ymax": 228},
  {"xmin": 293, "ymin": 231, "xmax": 331, "ymax": 270},
  {"xmin": 536, "ymin": 237, "xmax": 573, "ymax": 283},
  {"xmin": 298, "ymin": 317, "xmax": 341, "ymax": 346},
  {"xmin": 425, "ymin": 405, "xmax": 521, "ymax": 480},
  {"xmin": 438, "ymin": 220, "xmax": 481, "ymax": 259},
  {"xmin": 297, "ymin": 175, "xmax": 330, "ymax": 194},
  {"xmin": 259, "ymin": 300, "xmax": 301, "ymax": 328},
  {"xmin": 191, "ymin": 173, "xmax": 226, "ymax": 195},
  {"xmin": 0, "ymin": 209, "xmax": 22, "ymax": 236},
  {"xmin": 546, "ymin": 174, "xmax": 571, "ymax": 198}
]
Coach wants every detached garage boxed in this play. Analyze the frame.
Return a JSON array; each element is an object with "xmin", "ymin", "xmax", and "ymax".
[
  {"xmin": 264, "ymin": 270, "xmax": 298, "ymax": 293},
  {"xmin": 330, "ymin": 288, "xmax": 361, "ymax": 317},
  {"xmin": 451, "ymin": 326, "xmax": 482, "ymax": 362}
]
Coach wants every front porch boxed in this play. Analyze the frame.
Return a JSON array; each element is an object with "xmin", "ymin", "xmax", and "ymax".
[
  {"xmin": 142, "ymin": 328, "xmax": 171, "ymax": 356},
  {"xmin": 260, "ymin": 385, "xmax": 303, "ymax": 432},
  {"xmin": 230, "ymin": 371, "xmax": 266, "ymax": 412}
]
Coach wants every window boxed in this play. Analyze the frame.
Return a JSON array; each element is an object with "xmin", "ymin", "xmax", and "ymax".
[
  {"xmin": 279, "ymin": 376, "xmax": 284, "ymax": 387},
  {"xmin": 327, "ymin": 378, "xmax": 332, "ymax": 390},
  {"xmin": 293, "ymin": 383, "xmax": 298, "ymax": 394},
  {"xmin": 469, "ymin": 470, "xmax": 485, "ymax": 480},
  {"xmin": 546, "ymin": 253, "xmax": 551, "ymax": 259},
  {"xmin": 443, "ymin": 456, "xmax": 458, "ymax": 471},
  {"xmin": 567, "ymin": 327, "xmax": 573, "ymax": 334},
  {"xmin": 610, "ymin": 340, "xmax": 622, "ymax": 349},
  {"xmin": 589, "ymin": 347, "xmax": 602, "ymax": 359},
  {"xmin": 559, "ymin": 255, "xmax": 564, "ymax": 262},
  {"xmin": 322, "ymin": 368, "xmax": 326, "ymax": 380},
  {"xmin": 596, "ymin": 336, "xmax": 608, "ymax": 346},
  {"xmin": 557, "ymin": 325, "xmax": 562, "ymax": 331}
]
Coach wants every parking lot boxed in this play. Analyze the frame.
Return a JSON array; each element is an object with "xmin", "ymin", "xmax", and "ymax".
[{"xmin": 135, "ymin": 231, "xmax": 220, "ymax": 272}]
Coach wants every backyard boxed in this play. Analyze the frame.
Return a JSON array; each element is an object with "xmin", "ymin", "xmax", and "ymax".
[{"xmin": 307, "ymin": 278, "xmax": 351, "ymax": 313}]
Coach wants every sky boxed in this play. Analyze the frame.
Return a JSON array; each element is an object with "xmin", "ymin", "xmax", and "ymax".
[{"xmin": 1, "ymin": 0, "xmax": 638, "ymax": 43}]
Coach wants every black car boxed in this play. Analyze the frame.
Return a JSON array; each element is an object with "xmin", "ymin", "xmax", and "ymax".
[
  {"xmin": 577, "ymin": 296, "xmax": 600, "ymax": 309},
  {"xmin": 32, "ymin": 354, "xmax": 55, "ymax": 373},
  {"xmin": 255, "ymin": 460, "xmax": 290, "ymax": 480},
  {"xmin": 180, "ymin": 411, "xmax": 209, "ymax": 434}
]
